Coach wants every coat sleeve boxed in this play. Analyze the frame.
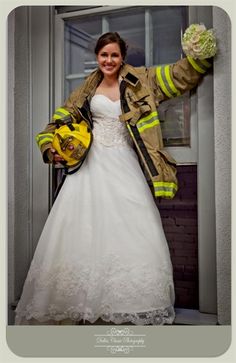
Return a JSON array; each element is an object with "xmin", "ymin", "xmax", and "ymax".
[
  {"xmin": 147, "ymin": 56, "xmax": 213, "ymax": 103},
  {"xmin": 35, "ymin": 88, "xmax": 82, "ymax": 163}
]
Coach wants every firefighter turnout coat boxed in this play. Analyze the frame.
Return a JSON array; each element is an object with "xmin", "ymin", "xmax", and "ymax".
[{"xmin": 36, "ymin": 56, "xmax": 212, "ymax": 199}]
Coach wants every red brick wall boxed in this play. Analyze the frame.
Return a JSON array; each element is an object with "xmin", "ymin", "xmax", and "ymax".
[{"xmin": 155, "ymin": 165, "xmax": 198, "ymax": 309}]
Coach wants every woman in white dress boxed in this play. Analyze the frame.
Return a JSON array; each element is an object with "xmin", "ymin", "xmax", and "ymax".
[{"xmin": 15, "ymin": 29, "xmax": 215, "ymax": 325}]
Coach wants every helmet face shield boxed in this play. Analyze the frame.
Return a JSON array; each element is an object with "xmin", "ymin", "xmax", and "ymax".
[{"xmin": 52, "ymin": 121, "xmax": 92, "ymax": 167}]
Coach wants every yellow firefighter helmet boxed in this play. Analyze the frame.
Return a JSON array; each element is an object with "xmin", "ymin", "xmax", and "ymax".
[{"xmin": 52, "ymin": 121, "xmax": 92, "ymax": 168}]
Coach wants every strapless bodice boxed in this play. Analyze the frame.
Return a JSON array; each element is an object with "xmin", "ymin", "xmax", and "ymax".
[{"xmin": 90, "ymin": 94, "xmax": 132, "ymax": 147}]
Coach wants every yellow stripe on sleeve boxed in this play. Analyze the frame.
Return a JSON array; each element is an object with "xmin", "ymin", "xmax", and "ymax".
[{"xmin": 156, "ymin": 66, "xmax": 172, "ymax": 98}]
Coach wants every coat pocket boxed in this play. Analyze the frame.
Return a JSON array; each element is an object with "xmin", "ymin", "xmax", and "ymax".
[
  {"xmin": 154, "ymin": 149, "xmax": 178, "ymax": 184},
  {"xmin": 158, "ymin": 149, "xmax": 177, "ymax": 166}
]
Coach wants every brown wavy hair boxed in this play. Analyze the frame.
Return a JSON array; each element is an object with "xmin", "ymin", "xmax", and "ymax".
[{"xmin": 94, "ymin": 32, "xmax": 128, "ymax": 60}]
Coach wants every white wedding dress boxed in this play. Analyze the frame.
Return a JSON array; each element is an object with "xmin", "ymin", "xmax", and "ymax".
[{"xmin": 15, "ymin": 95, "xmax": 175, "ymax": 325}]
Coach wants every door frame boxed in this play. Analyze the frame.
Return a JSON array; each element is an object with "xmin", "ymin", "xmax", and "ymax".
[{"xmin": 8, "ymin": 5, "xmax": 218, "ymax": 325}]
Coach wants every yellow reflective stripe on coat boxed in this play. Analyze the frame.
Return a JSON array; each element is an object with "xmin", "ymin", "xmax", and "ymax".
[
  {"xmin": 164, "ymin": 65, "xmax": 181, "ymax": 96},
  {"xmin": 36, "ymin": 133, "xmax": 54, "ymax": 147},
  {"xmin": 153, "ymin": 181, "xmax": 178, "ymax": 198},
  {"xmin": 52, "ymin": 107, "xmax": 71, "ymax": 121},
  {"xmin": 187, "ymin": 56, "xmax": 211, "ymax": 74},
  {"xmin": 156, "ymin": 66, "xmax": 172, "ymax": 98},
  {"xmin": 136, "ymin": 111, "xmax": 160, "ymax": 133},
  {"xmin": 156, "ymin": 65, "xmax": 180, "ymax": 98},
  {"xmin": 126, "ymin": 123, "xmax": 135, "ymax": 139}
]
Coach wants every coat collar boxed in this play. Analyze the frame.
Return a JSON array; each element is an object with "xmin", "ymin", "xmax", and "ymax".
[
  {"xmin": 75, "ymin": 63, "xmax": 141, "ymax": 108},
  {"xmin": 119, "ymin": 64, "xmax": 140, "ymax": 87}
]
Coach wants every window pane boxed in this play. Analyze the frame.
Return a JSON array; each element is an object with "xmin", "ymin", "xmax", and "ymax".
[
  {"xmin": 159, "ymin": 93, "xmax": 191, "ymax": 146},
  {"xmin": 64, "ymin": 16, "xmax": 102, "ymax": 94},
  {"xmin": 108, "ymin": 9, "xmax": 145, "ymax": 66},
  {"xmin": 152, "ymin": 6, "xmax": 184, "ymax": 64},
  {"xmin": 151, "ymin": 6, "xmax": 190, "ymax": 147}
]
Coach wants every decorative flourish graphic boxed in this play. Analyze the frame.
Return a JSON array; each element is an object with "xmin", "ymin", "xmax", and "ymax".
[
  {"xmin": 109, "ymin": 327, "xmax": 133, "ymax": 336},
  {"xmin": 94, "ymin": 327, "xmax": 146, "ymax": 355}
]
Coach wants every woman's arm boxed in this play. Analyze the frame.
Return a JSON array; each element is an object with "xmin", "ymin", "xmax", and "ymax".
[
  {"xmin": 35, "ymin": 87, "xmax": 82, "ymax": 163},
  {"xmin": 147, "ymin": 23, "xmax": 217, "ymax": 103}
]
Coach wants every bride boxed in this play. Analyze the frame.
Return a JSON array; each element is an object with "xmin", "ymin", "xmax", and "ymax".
[{"xmin": 15, "ymin": 28, "xmax": 215, "ymax": 325}]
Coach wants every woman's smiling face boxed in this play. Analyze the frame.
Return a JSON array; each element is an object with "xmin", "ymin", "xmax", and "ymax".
[{"xmin": 96, "ymin": 42, "xmax": 123, "ymax": 78}]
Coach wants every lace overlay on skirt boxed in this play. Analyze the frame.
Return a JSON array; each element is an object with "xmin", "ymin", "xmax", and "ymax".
[{"xmin": 15, "ymin": 255, "xmax": 175, "ymax": 325}]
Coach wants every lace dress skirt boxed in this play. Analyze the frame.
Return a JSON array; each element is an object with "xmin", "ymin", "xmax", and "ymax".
[{"xmin": 15, "ymin": 95, "xmax": 175, "ymax": 325}]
